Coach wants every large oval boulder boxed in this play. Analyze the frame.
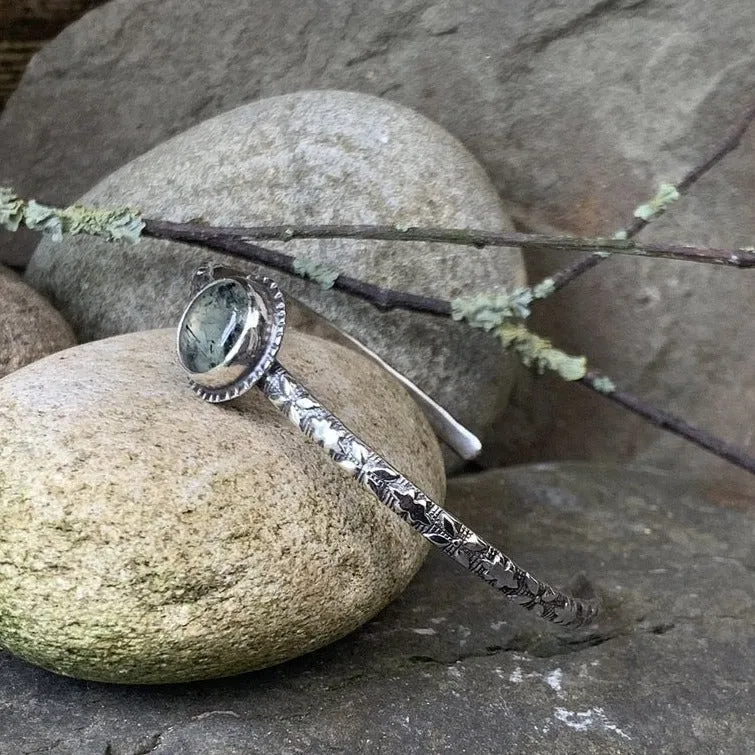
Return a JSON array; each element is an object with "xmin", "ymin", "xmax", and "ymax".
[
  {"xmin": 24, "ymin": 90, "xmax": 525, "ymax": 462},
  {"xmin": 0, "ymin": 326, "xmax": 445, "ymax": 683}
]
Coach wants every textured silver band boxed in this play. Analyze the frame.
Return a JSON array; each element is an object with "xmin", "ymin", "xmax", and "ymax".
[
  {"xmin": 260, "ymin": 361, "xmax": 598, "ymax": 628},
  {"xmin": 178, "ymin": 263, "xmax": 599, "ymax": 628}
]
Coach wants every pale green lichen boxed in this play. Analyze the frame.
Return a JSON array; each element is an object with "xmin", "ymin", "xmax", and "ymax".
[
  {"xmin": 633, "ymin": 182, "xmax": 680, "ymax": 222},
  {"xmin": 532, "ymin": 278, "xmax": 556, "ymax": 300},
  {"xmin": 394, "ymin": 221, "xmax": 412, "ymax": 232},
  {"xmin": 63, "ymin": 204, "xmax": 145, "ymax": 243},
  {"xmin": 495, "ymin": 323, "xmax": 587, "ymax": 381},
  {"xmin": 24, "ymin": 201, "xmax": 65, "ymax": 241},
  {"xmin": 592, "ymin": 375, "xmax": 617, "ymax": 394},
  {"xmin": 0, "ymin": 186, "xmax": 144, "ymax": 243},
  {"xmin": 613, "ymin": 230, "xmax": 629, "ymax": 240},
  {"xmin": 0, "ymin": 187, "xmax": 24, "ymax": 232},
  {"xmin": 454, "ymin": 276, "xmax": 568, "ymax": 318},
  {"xmin": 293, "ymin": 257, "xmax": 340, "ymax": 289},
  {"xmin": 451, "ymin": 288, "xmax": 534, "ymax": 329}
]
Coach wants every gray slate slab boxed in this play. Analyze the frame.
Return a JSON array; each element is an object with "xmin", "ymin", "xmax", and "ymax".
[{"xmin": 1, "ymin": 463, "xmax": 752, "ymax": 754}]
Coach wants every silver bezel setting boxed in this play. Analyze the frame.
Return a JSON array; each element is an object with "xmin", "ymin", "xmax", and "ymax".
[{"xmin": 176, "ymin": 269, "xmax": 287, "ymax": 403}]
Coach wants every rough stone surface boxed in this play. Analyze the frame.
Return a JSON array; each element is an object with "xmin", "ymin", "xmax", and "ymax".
[
  {"xmin": 0, "ymin": 264, "xmax": 76, "ymax": 378},
  {"xmin": 0, "ymin": 463, "xmax": 752, "ymax": 753},
  {"xmin": 23, "ymin": 90, "xmax": 524, "ymax": 457},
  {"xmin": 2, "ymin": 0, "xmax": 754, "ymax": 488},
  {"xmin": 0, "ymin": 327, "xmax": 445, "ymax": 683}
]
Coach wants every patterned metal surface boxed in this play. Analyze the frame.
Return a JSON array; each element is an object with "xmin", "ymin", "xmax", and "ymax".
[
  {"xmin": 260, "ymin": 362, "xmax": 599, "ymax": 628},
  {"xmin": 179, "ymin": 264, "xmax": 599, "ymax": 628}
]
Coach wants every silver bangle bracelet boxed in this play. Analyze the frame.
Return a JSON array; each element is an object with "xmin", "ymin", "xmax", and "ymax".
[{"xmin": 177, "ymin": 264, "xmax": 599, "ymax": 628}]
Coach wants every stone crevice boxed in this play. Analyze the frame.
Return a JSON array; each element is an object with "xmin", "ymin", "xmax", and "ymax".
[
  {"xmin": 400, "ymin": 605, "xmax": 702, "ymax": 667},
  {"xmin": 103, "ymin": 733, "xmax": 161, "ymax": 755},
  {"xmin": 105, "ymin": 712, "xmax": 248, "ymax": 755},
  {"xmin": 427, "ymin": 25, "xmax": 459, "ymax": 38},
  {"xmin": 532, "ymin": 0, "xmax": 653, "ymax": 52},
  {"xmin": 405, "ymin": 625, "xmax": 625, "ymax": 666},
  {"xmin": 343, "ymin": 0, "xmax": 434, "ymax": 67}
]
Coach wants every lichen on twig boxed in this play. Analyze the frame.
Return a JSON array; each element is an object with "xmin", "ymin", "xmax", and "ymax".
[
  {"xmin": 451, "ymin": 293, "xmax": 587, "ymax": 381},
  {"xmin": 590, "ymin": 375, "xmax": 617, "ymax": 394},
  {"xmin": 495, "ymin": 323, "xmax": 587, "ymax": 381},
  {"xmin": 292, "ymin": 257, "xmax": 340, "ymax": 289},
  {"xmin": 451, "ymin": 279, "xmax": 562, "ymax": 329},
  {"xmin": 632, "ymin": 182, "xmax": 680, "ymax": 222},
  {"xmin": 0, "ymin": 187, "xmax": 144, "ymax": 243},
  {"xmin": 0, "ymin": 187, "xmax": 24, "ymax": 231},
  {"xmin": 451, "ymin": 289, "xmax": 534, "ymax": 329}
]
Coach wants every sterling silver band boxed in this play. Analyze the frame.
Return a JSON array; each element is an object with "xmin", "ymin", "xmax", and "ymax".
[
  {"xmin": 260, "ymin": 362, "xmax": 597, "ymax": 628},
  {"xmin": 177, "ymin": 264, "xmax": 599, "ymax": 628},
  {"xmin": 290, "ymin": 297, "xmax": 483, "ymax": 460}
]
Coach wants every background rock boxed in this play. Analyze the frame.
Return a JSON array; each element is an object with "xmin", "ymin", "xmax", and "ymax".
[
  {"xmin": 0, "ymin": 463, "xmax": 752, "ymax": 752},
  {"xmin": 0, "ymin": 327, "xmax": 445, "ymax": 683},
  {"xmin": 0, "ymin": 0, "xmax": 105, "ymax": 108},
  {"xmin": 23, "ymin": 91, "xmax": 524, "ymax": 459},
  {"xmin": 0, "ymin": 263, "xmax": 75, "ymax": 378},
  {"xmin": 1, "ymin": 0, "xmax": 753, "ymax": 489}
]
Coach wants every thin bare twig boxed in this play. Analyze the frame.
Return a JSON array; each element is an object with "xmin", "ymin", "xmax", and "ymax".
[
  {"xmin": 143, "ymin": 220, "xmax": 453, "ymax": 316},
  {"xmin": 541, "ymin": 100, "xmax": 755, "ymax": 295},
  {"xmin": 145, "ymin": 219, "xmax": 755, "ymax": 269},
  {"xmin": 9, "ymin": 99, "xmax": 755, "ymax": 481},
  {"xmin": 142, "ymin": 218, "xmax": 755, "ymax": 478},
  {"xmin": 580, "ymin": 371, "xmax": 755, "ymax": 475}
]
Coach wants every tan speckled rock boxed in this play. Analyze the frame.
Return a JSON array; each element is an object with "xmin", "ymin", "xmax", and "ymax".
[
  {"xmin": 0, "ymin": 264, "xmax": 76, "ymax": 378},
  {"xmin": 0, "ymin": 327, "xmax": 444, "ymax": 683}
]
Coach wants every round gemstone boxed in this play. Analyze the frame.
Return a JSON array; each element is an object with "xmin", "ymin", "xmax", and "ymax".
[{"xmin": 178, "ymin": 279, "xmax": 255, "ymax": 374}]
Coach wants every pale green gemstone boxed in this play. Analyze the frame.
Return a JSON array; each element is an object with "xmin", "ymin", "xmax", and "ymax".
[{"xmin": 179, "ymin": 280, "xmax": 251, "ymax": 373}]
